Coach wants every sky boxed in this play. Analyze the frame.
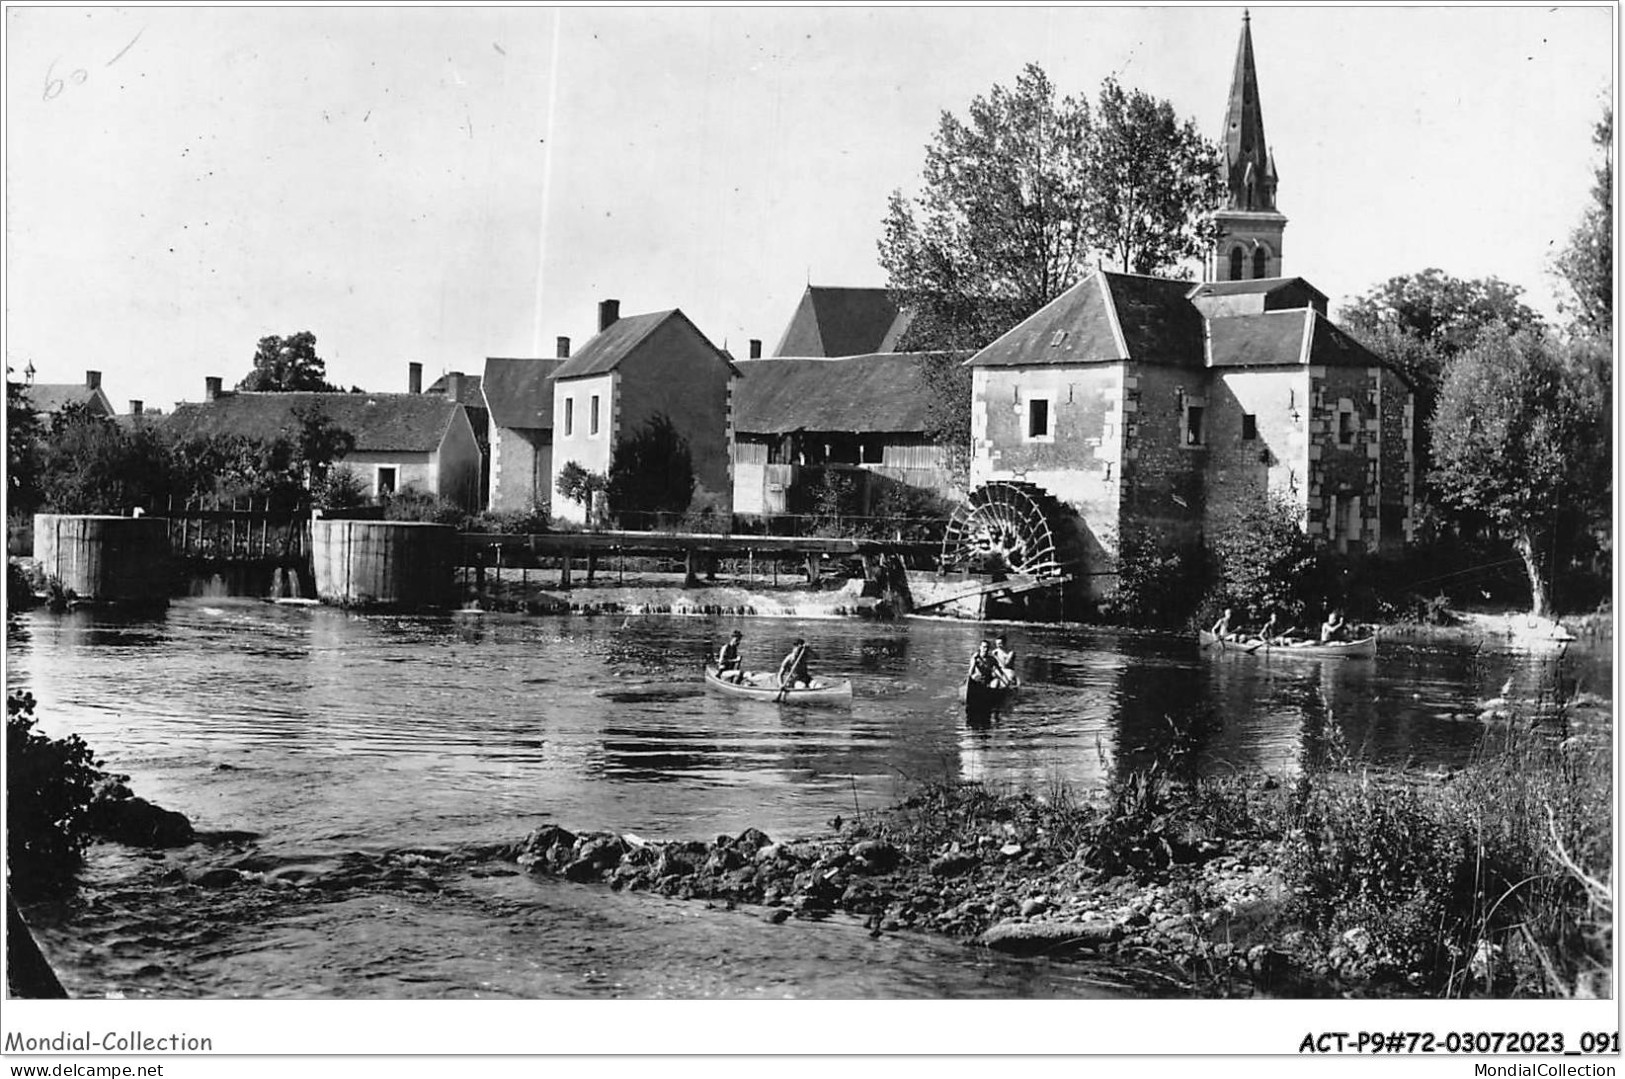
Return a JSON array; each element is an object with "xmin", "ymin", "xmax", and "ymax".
[{"xmin": 4, "ymin": 4, "xmax": 1615, "ymax": 415}]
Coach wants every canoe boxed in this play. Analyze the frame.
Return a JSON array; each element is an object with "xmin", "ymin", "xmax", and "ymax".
[
  {"xmin": 703, "ymin": 665, "xmax": 853, "ymax": 704},
  {"xmin": 962, "ymin": 677, "xmax": 1019, "ymax": 718},
  {"xmin": 1198, "ymin": 629, "xmax": 1376, "ymax": 658}
]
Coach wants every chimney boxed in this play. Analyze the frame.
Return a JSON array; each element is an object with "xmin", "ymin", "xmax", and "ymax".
[
  {"xmin": 445, "ymin": 372, "xmax": 464, "ymax": 402},
  {"xmin": 556, "ymin": 336, "xmax": 571, "ymax": 359},
  {"xmin": 748, "ymin": 339, "xmax": 762, "ymax": 359},
  {"xmin": 598, "ymin": 299, "xmax": 620, "ymax": 332},
  {"xmin": 409, "ymin": 362, "xmax": 423, "ymax": 394},
  {"xmin": 129, "ymin": 400, "xmax": 143, "ymax": 416},
  {"xmin": 205, "ymin": 376, "xmax": 222, "ymax": 401},
  {"xmin": 85, "ymin": 370, "xmax": 102, "ymax": 390}
]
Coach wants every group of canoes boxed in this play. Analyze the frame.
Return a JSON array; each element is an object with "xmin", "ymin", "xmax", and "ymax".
[
  {"xmin": 703, "ymin": 608, "xmax": 1379, "ymax": 709},
  {"xmin": 1200, "ymin": 606, "xmax": 1377, "ymax": 658}
]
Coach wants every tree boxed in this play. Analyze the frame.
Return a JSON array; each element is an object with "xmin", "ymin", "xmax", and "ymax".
[
  {"xmin": 1083, "ymin": 78, "xmax": 1225, "ymax": 275},
  {"xmin": 880, "ymin": 64, "xmax": 1093, "ymax": 354},
  {"xmin": 37, "ymin": 405, "xmax": 177, "ymax": 515},
  {"xmin": 1205, "ymin": 493, "xmax": 1320, "ymax": 624},
  {"xmin": 1430, "ymin": 326, "xmax": 1610, "ymax": 617},
  {"xmin": 555, "ymin": 461, "xmax": 607, "ymax": 519},
  {"xmin": 6, "ymin": 375, "xmax": 44, "ymax": 517},
  {"xmin": 289, "ymin": 402, "xmax": 356, "ymax": 491},
  {"xmin": 1554, "ymin": 105, "xmax": 1612, "ymax": 340},
  {"xmin": 1340, "ymin": 269, "xmax": 1547, "ymax": 489},
  {"xmin": 606, "ymin": 414, "xmax": 694, "ymax": 519},
  {"xmin": 238, "ymin": 331, "xmax": 338, "ymax": 392}
]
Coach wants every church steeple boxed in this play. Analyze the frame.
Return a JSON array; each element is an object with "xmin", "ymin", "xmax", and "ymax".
[
  {"xmin": 1224, "ymin": 10, "xmax": 1277, "ymax": 212},
  {"xmin": 1209, "ymin": 10, "xmax": 1288, "ymax": 282}
]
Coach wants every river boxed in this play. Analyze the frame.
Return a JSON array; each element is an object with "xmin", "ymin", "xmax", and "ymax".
[{"xmin": 7, "ymin": 599, "xmax": 1610, "ymax": 999}]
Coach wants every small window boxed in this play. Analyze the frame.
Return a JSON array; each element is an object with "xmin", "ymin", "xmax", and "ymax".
[
  {"xmin": 1229, "ymin": 247, "xmax": 1244, "ymax": 281},
  {"xmin": 1184, "ymin": 405, "xmax": 1205, "ymax": 446},
  {"xmin": 564, "ymin": 398, "xmax": 574, "ymax": 437},
  {"xmin": 861, "ymin": 440, "xmax": 884, "ymax": 464},
  {"xmin": 590, "ymin": 395, "xmax": 600, "ymax": 436},
  {"xmin": 1338, "ymin": 409, "xmax": 1355, "ymax": 446},
  {"xmin": 377, "ymin": 467, "xmax": 397, "ymax": 496},
  {"xmin": 1241, "ymin": 414, "xmax": 1258, "ymax": 441},
  {"xmin": 1049, "ymin": 330, "xmax": 1069, "ymax": 348},
  {"xmin": 1028, "ymin": 398, "xmax": 1050, "ymax": 439},
  {"xmin": 1253, "ymin": 247, "xmax": 1268, "ymax": 279}
]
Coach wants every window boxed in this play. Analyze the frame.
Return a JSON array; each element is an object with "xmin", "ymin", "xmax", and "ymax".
[
  {"xmin": 1229, "ymin": 247, "xmax": 1244, "ymax": 281},
  {"xmin": 590, "ymin": 395, "xmax": 600, "ymax": 436},
  {"xmin": 1253, "ymin": 247, "xmax": 1268, "ymax": 279},
  {"xmin": 1241, "ymin": 413, "xmax": 1258, "ymax": 441},
  {"xmin": 861, "ymin": 440, "xmax": 884, "ymax": 464},
  {"xmin": 1184, "ymin": 404, "xmax": 1206, "ymax": 446},
  {"xmin": 1027, "ymin": 398, "xmax": 1050, "ymax": 439},
  {"xmin": 564, "ymin": 398, "xmax": 573, "ymax": 437},
  {"xmin": 1338, "ymin": 408, "xmax": 1355, "ymax": 446},
  {"xmin": 376, "ymin": 467, "xmax": 397, "ymax": 496}
]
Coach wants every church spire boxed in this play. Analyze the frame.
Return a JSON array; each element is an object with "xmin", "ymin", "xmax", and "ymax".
[
  {"xmin": 1223, "ymin": 9, "xmax": 1277, "ymax": 212},
  {"xmin": 1208, "ymin": 10, "xmax": 1287, "ymax": 282}
]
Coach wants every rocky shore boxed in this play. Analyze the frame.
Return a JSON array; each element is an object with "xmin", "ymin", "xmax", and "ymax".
[{"xmin": 477, "ymin": 779, "xmax": 1324, "ymax": 997}]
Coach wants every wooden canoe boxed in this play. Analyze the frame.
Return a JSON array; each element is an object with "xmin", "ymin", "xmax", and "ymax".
[
  {"xmin": 961, "ymin": 676, "xmax": 1019, "ymax": 718},
  {"xmin": 703, "ymin": 665, "xmax": 853, "ymax": 704},
  {"xmin": 1198, "ymin": 629, "xmax": 1376, "ymax": 658}
]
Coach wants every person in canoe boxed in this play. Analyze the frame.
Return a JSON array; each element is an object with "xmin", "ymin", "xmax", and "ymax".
[
  {"xmin": 1320, "ymin": 608, "xmax": 1348, "ymax": 643},
  {"xmin": 778, "ymin": 638, "xmax": 813, "ymax": 689},
  {"xmin": 1250, "ymin": 611, "xmax": 1279, "ymax": 645},
  {"xmin": 991, "ymin": 634, "xmax": 1017, "ymax": 688},
  {"xmin": 716, "ymin": 629, "xmax": 745, "ymax": 683},
  {"xmin": 1210, "ymin": 607, "xmax": 1237, "ymax": 641},
  {"xmin": 966, "ymin": 640, "xmax": 1003, "ymax": 687}
]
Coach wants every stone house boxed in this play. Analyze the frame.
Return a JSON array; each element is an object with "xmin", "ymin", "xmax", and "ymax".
[
  {"xmin": 963, "ymin": 13, "xmax": 1414, "ymax": 602},
  {"xmin": 732, "ymin": 353, "xmax": 957, "ymax": 516},
  {"xmin": 20, "ymin": 369, "xmax": 115, "ymax": 420},
  {"xmin": 482, "ymin": 350, "xmax": 565, "ymax": 515},
  {"xmin": 548, "ymin": 301, "xmax": 737, "ymax": 525},
  {"xmin": 165, "ymin": 381, "xmax": 483, "ymax": 510}
]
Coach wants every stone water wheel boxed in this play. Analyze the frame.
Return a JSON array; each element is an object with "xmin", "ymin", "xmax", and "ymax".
[{"xmin": 939, "ymin": 481, "xmax": 1065, "ymax": 578}]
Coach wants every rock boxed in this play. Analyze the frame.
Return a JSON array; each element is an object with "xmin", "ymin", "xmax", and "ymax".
[
  {"xmin": 762, "ymin": 907, "xmax": 791, "ymax": 925},
  {"xmin": 735, "ymin": 827, "xmax": 773, "ymax": 850},
  {"xmin": 929, "ymin": 852, "xmax": 978, "ymax": 878},
  {"xmin": 848, "ymin": 839, "xmax": 900, "ymax": 872},
  {"xmin": 184, "ymin": 867, "xmax": 240, "ymax": 888},
  {"xmin": 980, "ymin": 919, "xmax": 1123, "ymax": 955},
  {"xmin": 86, "ymin": 795, "xmax": 195, "ymax": 848},
  {"xmin": 1019, "ymin": 897, "xmax": 1049, "ymax": 918},
  {"xmin": 514, "ymin": 825, "xmax": 576, "ymax": 868}
]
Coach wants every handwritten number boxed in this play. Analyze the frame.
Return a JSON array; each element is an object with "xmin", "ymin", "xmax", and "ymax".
[
  {"xmin": 44, "ymin": 28, "xmax": 139, "ymax": 102},
  {"xmin": 43, "ymin": 58, "xmax": 62, "ymax": 101}
]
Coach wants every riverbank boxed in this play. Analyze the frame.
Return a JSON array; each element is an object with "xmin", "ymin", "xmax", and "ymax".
[{"xmin": 489, "ymin": 684, "xmax": 1611, "ymax": 999}]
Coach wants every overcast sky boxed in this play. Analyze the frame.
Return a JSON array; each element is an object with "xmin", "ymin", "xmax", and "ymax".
[{"xmin": 5, "ymin": 5, "xmax": 1614, "ymax": 413}]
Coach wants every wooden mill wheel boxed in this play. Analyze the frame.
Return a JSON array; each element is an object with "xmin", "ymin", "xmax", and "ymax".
[{"xmin": 940, "ymin": 481, "xmax": 1062, "ymax": 577}]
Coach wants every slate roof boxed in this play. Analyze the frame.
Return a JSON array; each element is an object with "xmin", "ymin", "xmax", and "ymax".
[
  {"xmin": 1186, "ymin": 277, "xmax": 1327, "ymax": 303},
  {"xmin": 482, "ymin": 358, "xmax": 563, "ymax": 430},
  {"xmin": 23, "ymin": 383, "xmax": 113, "ymax": 416},
  {"xmin": 1206, "ymin": 310, "xmax": 1310, "ymax": 368},
  {"xmin": 969, "ymin": 271, "xmax": 1202, "ymax": 368},
  {"xmin": 1206, "ymin": 309, "xmax": 1397, "ymax": 379},
  {"xmin": 425, "ymin": 372, "xmax": 485, "ymax": 408},
  {"xmin": 164, "ymin": 392, "xmax": 461, "ymax": 453},
  {"xmin": 772, "ymin": 286, "xmax": 912, "ymax": 357},
  {"xmin": 734, "ymin": 354, "xmax": 958, "ymax": 434}
]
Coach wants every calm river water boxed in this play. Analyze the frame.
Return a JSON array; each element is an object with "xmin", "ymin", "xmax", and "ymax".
[{"xmin": 7, "ymin": 599, "xmax": 1611, "ymax": 999}]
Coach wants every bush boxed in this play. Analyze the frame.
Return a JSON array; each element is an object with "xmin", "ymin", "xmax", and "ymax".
[
  {"xmin": 7, "ymin": 691, "xmax": 113, "ymax": 896},
  {"xmin": 468, "ymin": 506, "xmax": 550, "ymax": 535},
  {"xmin": 1112, "ymin": 534, "xmax": 1206, "ymax": 627},
  {"xmin": 380, "ymin": 486, "xmax": 467, "ymax": 526},
  {"xmin": 315, "ymin": 465, "xmax": 369, "ymax": 512},
  {"xmin": 1205, "ymin": 493, "xmax": 1319, "ymax": 624}
]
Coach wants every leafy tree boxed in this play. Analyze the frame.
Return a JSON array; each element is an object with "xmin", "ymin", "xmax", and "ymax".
[
  {"xmin": 1205, "ymin": 493, "xmax": 1320, "ymax": 625},
  {"xmin": 37, "ymin": 405, "xmax": 177, "ymax": 514},
  {"xmin": 1083, "ymin": 78, "xmax": 1225, "ymax": 275},
  {"xmin": 880, "ymin": 64, "xmax": 1093, "ymax": 354},
  {"xmin": 555, "ymin": 461, "xmax": 607, "ymax": 518},
  {"xmin": 7, "ymin": 376, "xmax": 45, "ymax": 517},
  {"xmin": 606, "ymin": 414, "xmax": 694, "ymax": 518},
  {"xmin": 1430, "ymin": 326, "xmax": 1610, "ymax": 617},
  {"xmin": 238, "ymin": 331, "xmax": 338, "ymax": 392},
  {"xmin": 289, "ymin": 402, "xmax": 356, "ymax": 490},
  {"xmin": 1554, "ymin": 106, "xmax": 1612, "ymax": 340},
  {"xmin": 314, "ymin": 465, "xmax": 369, "ymax": 512},
  {"xmin": 1340, "ymin": 269, "xmax": 1544, "ymax": 359},
  {"xmin": 7, "ymin": 690, "xmax": 111, "ymax": 896}
]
